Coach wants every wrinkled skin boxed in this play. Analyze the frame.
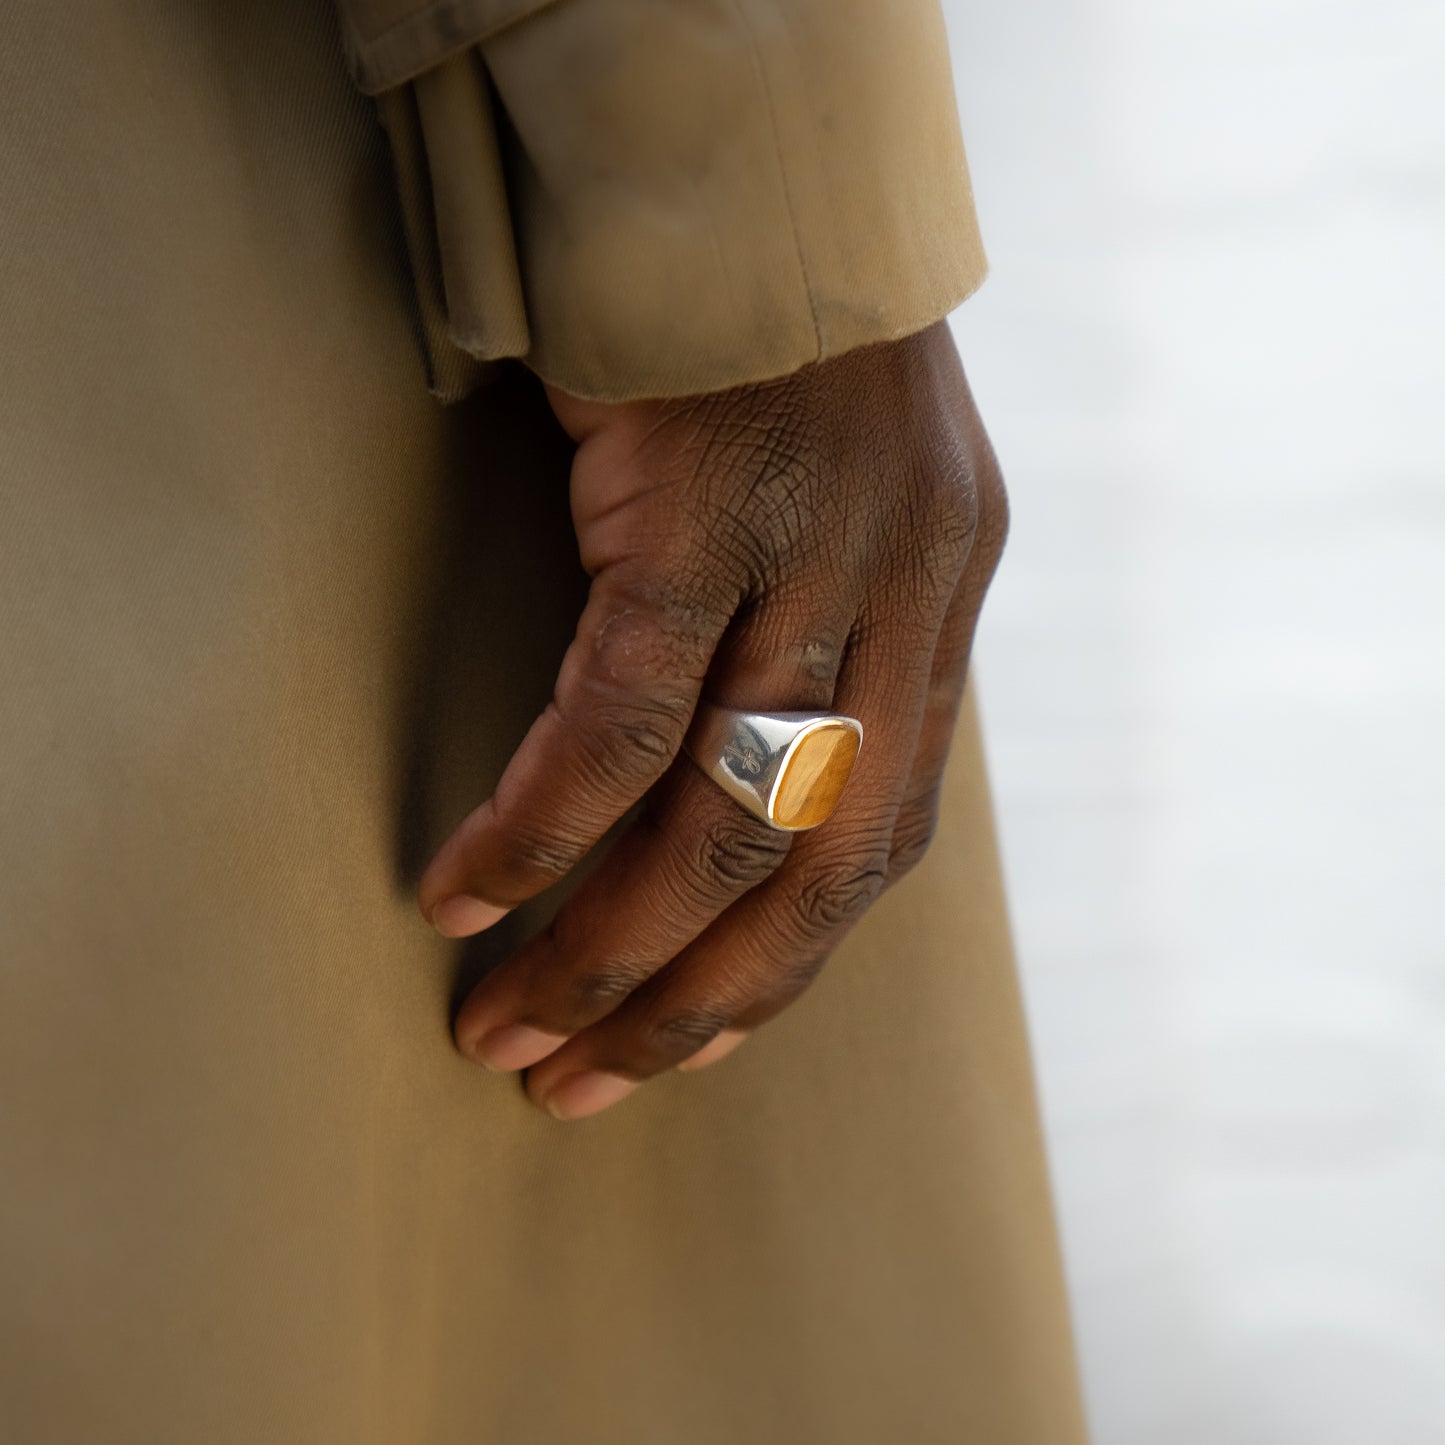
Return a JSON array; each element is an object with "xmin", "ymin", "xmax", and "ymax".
[{"xmin": 418, "ymin": 320, "xmax": 1008, "ymax": 1119}]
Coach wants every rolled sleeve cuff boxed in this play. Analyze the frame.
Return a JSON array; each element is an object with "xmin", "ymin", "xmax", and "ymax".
[{"xmin": 348, "ymin": 0, "xmax": 987, "ymax": 403}]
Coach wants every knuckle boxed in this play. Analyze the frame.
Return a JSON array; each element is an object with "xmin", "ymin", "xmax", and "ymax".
[
  {"xmin": 792, "ymin": 856, "xmax": 888, "ymax": 938},
  {"xmin": 592, "ymin": 571, "xmax": 730, "ymax": 672},
  {"xmin": 577, "ymin": 690, "xmax": 692, "ymax": 784},
  {"xmin": 971, "ymin": 449, "xmax": 1010, "ymax": 578},
  {"xmin": 768, "ymin": 949, "xmax": 830, "ymax": 1003},
  {"xmin": 601, "ymin": 697, "xmax": 689, "ymax": 766},
  {"xmin": 916, "ymin": 422, "xmax": 1007, "ymax": 571},
  {"xmin": 880, "ymin": 455, "xmax": 981, "ymax": 614},
  {"xmin": 696, "ymin": 817, "xmax": 792, "ymax": 892},
  {"xmin": 924, "ymin": 461, "xmax": 981, "ymax": 577},
  {"xmin": 508, "ymin": 827, "xmax": 586, "ymax": 885},
  {"xmin": 567, "ymin": 958, "xmax": 654, "ymax": 1016},
  {"xmin": 642, "ymin": 1003, "xmax": 736, "ymax": 1058},
  {"xmin": 887, "ymin": 798, "xmax": 942, "ymax": 880}
]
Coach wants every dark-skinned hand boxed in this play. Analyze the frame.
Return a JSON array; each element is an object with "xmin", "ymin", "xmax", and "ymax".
[{"xmin": 417, "ymin": 319, "xmax": 1008, "ymax": 1119}]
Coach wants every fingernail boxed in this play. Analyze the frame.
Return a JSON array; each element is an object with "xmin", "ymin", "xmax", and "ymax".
[
  {"xmin": 676, "ymin": 1029, "xmax": 747, "ymax": 1073},
  {"xmin": 542, "ymin": 1070, "xmax": 640, "ymax": 1121},
  {"xmin": 473, "ymin": 1023, "xmax": 567, "ymax": 1072},
  {"xmin": 430, "ymin": 895, "xmax": 510, "ymax": 938}
]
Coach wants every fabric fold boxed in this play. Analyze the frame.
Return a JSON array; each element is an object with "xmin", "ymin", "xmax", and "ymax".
[
  {"xmin": 353, "ymin": 0, "xmax": 989, "ymax": 404},
  {"xmin": 339, "ymin": 0, "xmax": 562, "ymax": 93}
]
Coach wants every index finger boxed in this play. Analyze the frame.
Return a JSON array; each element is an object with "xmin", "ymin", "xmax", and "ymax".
[{"xmin": 419, "ymin": 557, "xmax": 735, "ymax": 936}]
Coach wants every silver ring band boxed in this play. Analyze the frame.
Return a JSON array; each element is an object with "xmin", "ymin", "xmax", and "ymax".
[{"xmin": 683, "ymin": 705, "xmax": 863, "ymax": 832}]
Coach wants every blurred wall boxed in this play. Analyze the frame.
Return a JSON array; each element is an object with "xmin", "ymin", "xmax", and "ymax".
[{"xmin": 940, "ymin": 2, "xmax": 1445, "ymax": 1440}]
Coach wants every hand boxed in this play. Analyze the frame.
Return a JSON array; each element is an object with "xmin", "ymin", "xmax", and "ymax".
[{"xmin": 418, "ymin": 320, "xmax": 1007, "ymax": 1119}]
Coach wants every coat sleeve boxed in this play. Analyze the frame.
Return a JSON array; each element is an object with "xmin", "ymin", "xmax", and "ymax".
[{"xmin": 338, "ymin": 0, "xmax": 987, "ymax": 403}]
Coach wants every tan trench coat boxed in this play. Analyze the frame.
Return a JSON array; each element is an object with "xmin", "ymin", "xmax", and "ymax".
[{"xmin": 0, "ymin": 1, "xmax": 1087, "ymax": 1440}]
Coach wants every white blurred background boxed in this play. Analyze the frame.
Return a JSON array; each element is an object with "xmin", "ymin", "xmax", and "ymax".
[{"xmin": 941, "ymin": 1, "xmax": 1445, "ymax": 1439}]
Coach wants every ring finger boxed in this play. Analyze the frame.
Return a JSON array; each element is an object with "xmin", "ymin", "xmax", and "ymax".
[
  {"xmin": 450, "ymin": 598, "xmax": 856, "ymax": 1073},
  {"xmin": 520, "ymin": 601, "xmax": 946, "ymax": 1114}
]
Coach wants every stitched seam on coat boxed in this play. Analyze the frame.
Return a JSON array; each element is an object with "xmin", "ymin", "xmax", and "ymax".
[{"xmin": 728, "ymin": 0, "xmax": 824, "ymax": 361}]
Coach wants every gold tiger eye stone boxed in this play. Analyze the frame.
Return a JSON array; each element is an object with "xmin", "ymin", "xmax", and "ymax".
[{"xmin": 771, "ymin": 723, "xmax": 861, "ymax": 829}]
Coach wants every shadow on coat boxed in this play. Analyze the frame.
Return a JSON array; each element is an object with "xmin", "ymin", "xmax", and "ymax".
[{"xmin": 388, "ymin": 366, "xmax": 594, "ymax": 1018}]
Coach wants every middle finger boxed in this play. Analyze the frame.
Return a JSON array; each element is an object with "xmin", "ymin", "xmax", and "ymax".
[
  {"xmin": 451, "ymin": 598, "xmax": 854, "ymax": 1073},
  {"xmin": 520, "ymin": 601, "xmax": 944, "ymax": 1113}
]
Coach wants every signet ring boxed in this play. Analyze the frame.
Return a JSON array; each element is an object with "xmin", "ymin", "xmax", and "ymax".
[{"xmin": 682, "ymin": 705, "xmax": 863, "ymax": 832}]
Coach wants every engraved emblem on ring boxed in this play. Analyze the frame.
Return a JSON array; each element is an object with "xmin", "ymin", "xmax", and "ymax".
[{"xmin": 722, "ymin": 723, "xmax": 770, "ymax": 782}]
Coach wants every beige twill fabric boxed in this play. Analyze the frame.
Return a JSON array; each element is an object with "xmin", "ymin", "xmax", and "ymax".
[
  {"xmin": 0, "ymin": 2, "xmax": 1087, "ymax": 1441},
  {"xmin": 358, "ymin": 0, "xmax": 988, "ymax": 401},
  {"xmin": 338, "ymin": 0, "xmax": 564, "ymax": 90}
]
